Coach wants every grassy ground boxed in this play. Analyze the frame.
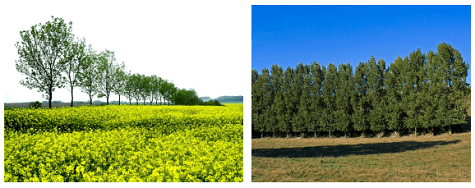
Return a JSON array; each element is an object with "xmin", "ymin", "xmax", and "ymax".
[{"xmin": 252, "ymin": 132, "xmax": 471, "ymax": 182}]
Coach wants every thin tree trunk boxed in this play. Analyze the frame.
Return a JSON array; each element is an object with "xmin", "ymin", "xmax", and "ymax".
[
  {"xmin": 48, "ymin": 88, "xmax": 52, "ymax": 109},
  {"xmin": 261, "ymin": 132, "xmax": 263, "ymax": 138},
  {"xmin": 119, "ymin": 95, "xmax": 121, "ymax": 105},
  {"xmin": 70, "ymin": 86, "xmax": 74, "ymax": 107},
  {"xmin": 329, "ymin": 130, "xmax": 331, "ymax": 138},
  {"xmin": 314, "ymin": 132, "xmax": 317, "ymax": 138},
  {"xmin": 287, "ymin": 132, "xmax": 289, "ymax": 138},
  {"xmin": 107, "ymin": 97, "xmax": 109, "ymax": 105},
  {"xmin": 89, "ymin": 95, "xmax": 92, "ymax": 106},
  {"xmin": 344, "ymin": 131, "xmax": 347, "ymax": 138},
  {"xmin": 273, "ymin": 132, "xmax": 275, "ymax": 138},
  {"xmin": 415, "ymin": 127, "xmax": 417, "ymax": 136}
]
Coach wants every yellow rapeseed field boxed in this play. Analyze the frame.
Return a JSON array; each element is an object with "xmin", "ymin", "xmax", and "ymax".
[{"xmin": 4, "ymin": 104, "xmax": 243, "ymax": 182}]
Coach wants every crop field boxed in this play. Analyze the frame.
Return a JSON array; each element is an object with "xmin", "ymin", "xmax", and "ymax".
[
  {"xmin": 252, "ymin": 132, "xmax": 471, "ymax": 182},
  {"xmin": 4, "ymin": 104, "xmax": 243, "ymax": 182}
]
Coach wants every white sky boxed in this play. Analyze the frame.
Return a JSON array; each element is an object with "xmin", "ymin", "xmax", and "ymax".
[{"xmin": 1, "ymin": 0, "xmax": 249, "ymax": 103}]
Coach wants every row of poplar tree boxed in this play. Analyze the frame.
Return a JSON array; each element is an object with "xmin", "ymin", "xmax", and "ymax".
[
  {"xmin": 15, "ymin": 16, "xmax": 203, "ymax": 108},
  {"xmin": 252, "ymin": 42, "xmax": 470, "ymax": 138}
]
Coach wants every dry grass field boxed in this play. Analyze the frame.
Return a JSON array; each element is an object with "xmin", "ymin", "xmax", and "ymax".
[{"xmin": 252, "ymin": 132, "xmax": 471, "ymax": 182}]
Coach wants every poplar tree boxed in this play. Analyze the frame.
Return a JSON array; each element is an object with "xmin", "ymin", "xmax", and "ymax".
[
  {"xmin": 322, "ymin": 63, "xmax": 338, "ymax": 138},
  {"xmin": 309, "ymin": 62, "xmax": 324, "ymax": 138},
  {"xmin": 281, "ymin": 67, "xmax": 294, "ymax": 137},
  {"xmin": 352, "ymin": 62, "xmax": 370, "ymax": 136},
  {"xmin": 335, "ymin": 62, "xmax": 353, "ymax": 137}
]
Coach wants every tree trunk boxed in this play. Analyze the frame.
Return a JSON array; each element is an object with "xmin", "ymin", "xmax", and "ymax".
[
  {"xmin": 261, "ymin": 131, "xmax": 263, "ymax": 138},
  {"xmin": 449, "ymin": 125, "xmax": 452, "ymax": 134},
  {"xmin": 287, "ymin": 132, "xmax": 289, "ymax": 138},
  {"xmin": 415, "ymin": 127, "xmax": 417, "ymax": 136},
  {"xmin": 48, "ymin": 88, "xmax": 52, "ymax": 109},
  {"xmin": 89, "ymin": 95, "xmax": 92, "ymax": 106},
  {"xmin": 314, "ymin": 132, "xmax": 317, "ymax": 138},
  {"xmin": 129, "ymin": 99, "xmax": 131, "ymax": 105},
  {"xmin": 329, "ymin": 130, "xmax": 332, "ymax": 138},
  {"xmin": 118, "ymin": 95, "xmax": 121, "ymax": 105},
  {"xmin": 136, "ymin": 100, "xmax": 138, "ymax": 105},
  {"xmin": 344, "ymin": 131, "xmax": 347, "ymax": 138},
  {"xmin": 107, "ymin": 97, "xmax": 109, "ymax": 105},
  {"xmin": 70, "ymin": 86, "xmax": 74, "ymax": 107},
  {"xmin": 273, "ymin": 132, "xmax": 275, "ymax": 138}
]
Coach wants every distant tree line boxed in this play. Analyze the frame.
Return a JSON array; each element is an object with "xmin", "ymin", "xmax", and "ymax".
[
  {"xmin": 252, "ymin": 43, "xmax": 470, "ymax": 138},
  {"xmin": 15, "ymin": 16, "xmax": 211, "ymax": 108}
]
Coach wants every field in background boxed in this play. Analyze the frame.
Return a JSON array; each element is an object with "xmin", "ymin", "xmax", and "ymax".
[{"xmin": 252, "ymin": 132, "xmax": 471, "ymax": 182}]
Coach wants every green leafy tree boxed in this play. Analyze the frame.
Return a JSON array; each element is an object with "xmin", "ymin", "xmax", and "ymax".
[
  {"xmin": 95, "ymin": 50, "xmax": 124, "ymax": 105},
  {"xmin": 111, "ymin": 64, "xmax": 127, "ymax": 105},
  {"xmin": 309, "ymin": 62, "xmax": 325, "ymax": 138},
  {"xmin": 281, "ymin": 67, "xmax": 294, "ymax": 137},
  {"xmin": 15, "ymin": 16, "xmax": 74, "ymax": 108},
  {"xmin": 385, "ymin": 57, "xmax": 405, "ymax": 134},
  {"xmin": 352, "ymin": 62, "xmax": 370, "ymax": 136},
  {"xmin": 322, "ymin": 63, "xmax": 338, "ymax": 138},
  {"xmin": 62, "ymin": 37, "xmax": 87, "ymax": 107},
  {"xmin": 123, "ymin": 71, "xmax": 135, "ymax": 105},
  {"xmin": 368, "ymin": 57, "xmax": 387, "ymax": 136},
  {"xmin": 78, "ymin": 45, "xmax": 99, "ymax": 106},
  {"xmin": 256, "ymin": 68, "xmax": 271, "ymax": 138},
  {"xmin": 335, "ymin": 62, "xmax": 354, "ymax": 137},
  {"xmin": 252, "ymin": 69, "xmax": 261, "ymax": 137}
]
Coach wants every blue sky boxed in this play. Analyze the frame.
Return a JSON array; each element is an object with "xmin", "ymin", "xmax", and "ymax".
[{"xmin": 252, "ymin": 5, "xmax": 471, "ymax": 85}]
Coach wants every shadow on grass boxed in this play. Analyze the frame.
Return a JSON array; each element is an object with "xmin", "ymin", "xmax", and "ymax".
[{"xmin": 252, "ymin": 140, "xmax": 461, "ymax": 158}]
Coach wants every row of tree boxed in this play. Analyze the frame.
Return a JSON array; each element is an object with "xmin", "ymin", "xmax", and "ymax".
[
  {"xmin": 15, "ymin": 16, "xmax": 205, "ymax": 108},
  {"xmin": 252, "ymin": 42, "xmax": 470, "ymax": 138}
]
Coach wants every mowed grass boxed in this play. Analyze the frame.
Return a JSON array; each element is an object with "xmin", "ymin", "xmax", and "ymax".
[{"xmin": 252, "ymin": 132, "xmax": 471, "ymax": 182}]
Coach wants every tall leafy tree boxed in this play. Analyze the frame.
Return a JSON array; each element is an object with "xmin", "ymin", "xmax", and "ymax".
[
  {"xmin": 78, "ymin": 45, "xmax": 99, "ymax": 106},
  {"xmin": 385, "ymin": 57, "xmax": 405, "ymax": 134},
  {"xmin": 63, "ymin": 37, "xmax": 87, "ymax": 107},
  {"xmin": 335, "ymin": 62, "xmax": 354, "ymax": 137},
  {"xmin": 269, "ymin": 65, "xmax": 283, "ymax": 137},
  {"xmin": 291, "ymin": 63, "xmax": 306, "ymax": 136},
  {"xmin": 95, "ymin": 50, "xmax": 123, "ymax": 105},
  {"xmin": 123, "ymin": 71, "xmax": 135, "ymax": 105},
  {"xmin": 281, "ymin": 67, "xmax": 294, "ymax": 137},
  {"xmin": 111, "ymin": 64, "xmax": 127, "ymax": 105},
  {"xmin": 352, "ymin": 62, "xmax": 370, "ymax": 136},
  {"xmin": 309, "ymin": 62, "xmax": 325, "ymax": 138},
  {"xmin": 322, "ymin": 63, "xmax": 338, "ymax": 138},
  {"xmin": 15, "ymin": 16, "xmax": 73, "ymax": 108},
  {"xmin": 368, "ymin": 57, "xmax": 387, "ymax": 135},
  {"xmin": 256, "ymin": 68, "xmax": 271, "ymax": 138},
  {"xmin": 294, "ymin": 64, "xmax": 311, "ymax": 137},
  {"xmin": 151, "ymin": 75, "xmax": 164, "ymax": 105}
]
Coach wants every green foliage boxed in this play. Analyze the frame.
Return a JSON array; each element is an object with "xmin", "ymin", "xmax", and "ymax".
[
  {"xmin": 15, "ymin": 16, "xmax": 75, "ymax": 109},
  {"xmin": 29, "ymin": 101, "xmax": 42, "ymax": 109},
  {"xmin": 252, "ymin": 42, "xmax": 470, "ymax": 138}
]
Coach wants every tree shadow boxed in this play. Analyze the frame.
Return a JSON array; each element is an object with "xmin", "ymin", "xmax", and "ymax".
[{"xmin": 252, "ymin": 140, "xmax": 461, "ymax": 158}]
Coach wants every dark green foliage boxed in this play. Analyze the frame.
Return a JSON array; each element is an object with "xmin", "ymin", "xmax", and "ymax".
[
  {"xmin": 29, "ymin": 101, "xmax": 42, "ymax": 109},
  {"xmin": 252, "ymin": 42, "xmax": 469, "ymax": 138}
]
